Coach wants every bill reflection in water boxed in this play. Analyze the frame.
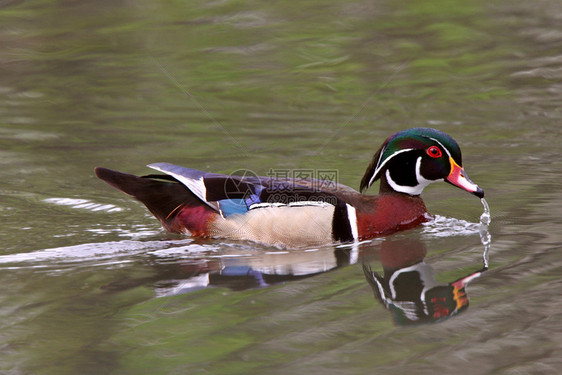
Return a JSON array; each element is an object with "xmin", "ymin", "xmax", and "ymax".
[{"xmin": 362, "ymin": 237, "xmax": 487, "ymax": 325}]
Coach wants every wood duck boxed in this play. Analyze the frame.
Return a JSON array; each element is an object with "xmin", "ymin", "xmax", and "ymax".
[{"xmin": 95, "ymin": 127, "xmax": 484, "ymax": 248}]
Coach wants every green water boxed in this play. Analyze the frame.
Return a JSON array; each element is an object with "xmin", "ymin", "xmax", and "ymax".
[{"xmin": 1, "ymin": 0, "xmax": 561, "ymax": 374}]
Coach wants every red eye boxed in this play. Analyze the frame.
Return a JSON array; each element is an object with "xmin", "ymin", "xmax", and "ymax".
[{"xmin": 426, "ymin": 146, "xmax": 442, "ymax": 158}]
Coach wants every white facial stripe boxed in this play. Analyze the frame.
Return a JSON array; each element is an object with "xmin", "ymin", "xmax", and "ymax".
[
  {"xmin": 367, "ymin": 145, "xmax": 387, "ymax": 188},
  {"xmin": 367, "ymin": 148, "xmax": 415, "ymax": 189},
  {"xmin": 384, "ymin": 156, "xmax": 438, "ymax": 196},
  {"xmin": 346, "ymin": 204, "xmax": 359, "ymax": 241},
  {"xmin": 415, "ymin": 155, "xmax": 443, "ymax": 184}
]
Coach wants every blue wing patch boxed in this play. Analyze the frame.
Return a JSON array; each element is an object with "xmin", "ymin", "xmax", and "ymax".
[
  {"xmin": 217, "ymin": 199, "xmax": 248, "ymax": 217},
  {"xmin": 217, "ymin": 189, "xmax": 263, "ymax": 217}
]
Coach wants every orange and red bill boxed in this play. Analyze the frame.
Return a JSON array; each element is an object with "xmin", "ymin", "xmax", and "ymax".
[{"xmin": 446, "ymin": 157, "xmax": 484, "ymax": 198}]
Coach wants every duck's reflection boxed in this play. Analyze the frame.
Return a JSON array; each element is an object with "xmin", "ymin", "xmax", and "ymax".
[
  {"xmin": 145, "ymin": 233, "xmax": 488, "ymax": 325},
  {"xmin": 151, "ymin": 246, "xmax": 354, "ymax": 295},
  {"xmin": 362, "ymin": 238, "xmax": 486, "ymax": 325}
]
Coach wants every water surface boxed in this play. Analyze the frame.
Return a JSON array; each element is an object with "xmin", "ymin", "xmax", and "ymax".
[{"xmin": 1, "ymin": 0, "xmax": 561, "ymax": 374}]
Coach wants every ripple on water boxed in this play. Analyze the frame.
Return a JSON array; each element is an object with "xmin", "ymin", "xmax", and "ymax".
[
  {"xmin": 422, "ymin": 198, "xmax": 491, "ymax": 239},
  {"xmin": 43, "ymin": 197, "xmax": 123, "ymax": 212},
  {"xmin": 421, "ymin": 215, "xmax": 482, "ymax": 237},
  {"xmin": 0, "ymin": 239, "xmax": 205, "ymax": 270}
]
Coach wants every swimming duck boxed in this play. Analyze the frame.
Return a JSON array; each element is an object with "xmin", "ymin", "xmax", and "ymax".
[{"xmin": 95, "ymin": 127, "xmax": 483, "ymax": 247}]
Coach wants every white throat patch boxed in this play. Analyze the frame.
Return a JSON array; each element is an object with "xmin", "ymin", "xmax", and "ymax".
[{"xmin": 385, "ymin": 156, "xmax": 441, "ymax": 196}]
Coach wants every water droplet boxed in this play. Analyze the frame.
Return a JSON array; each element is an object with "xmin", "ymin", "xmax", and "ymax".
[
  {"xmin": 479, "ymin": 198, "xmax": 492, "ymax": 269},
  {"xmin": 479, "ymin": 198, "xmax": 491, "ymax": 226}
]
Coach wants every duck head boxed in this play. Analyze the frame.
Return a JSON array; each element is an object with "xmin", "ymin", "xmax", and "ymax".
[{"xmin": 360, "ymin": 128, "xmax": 484, "ymax": 198}]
